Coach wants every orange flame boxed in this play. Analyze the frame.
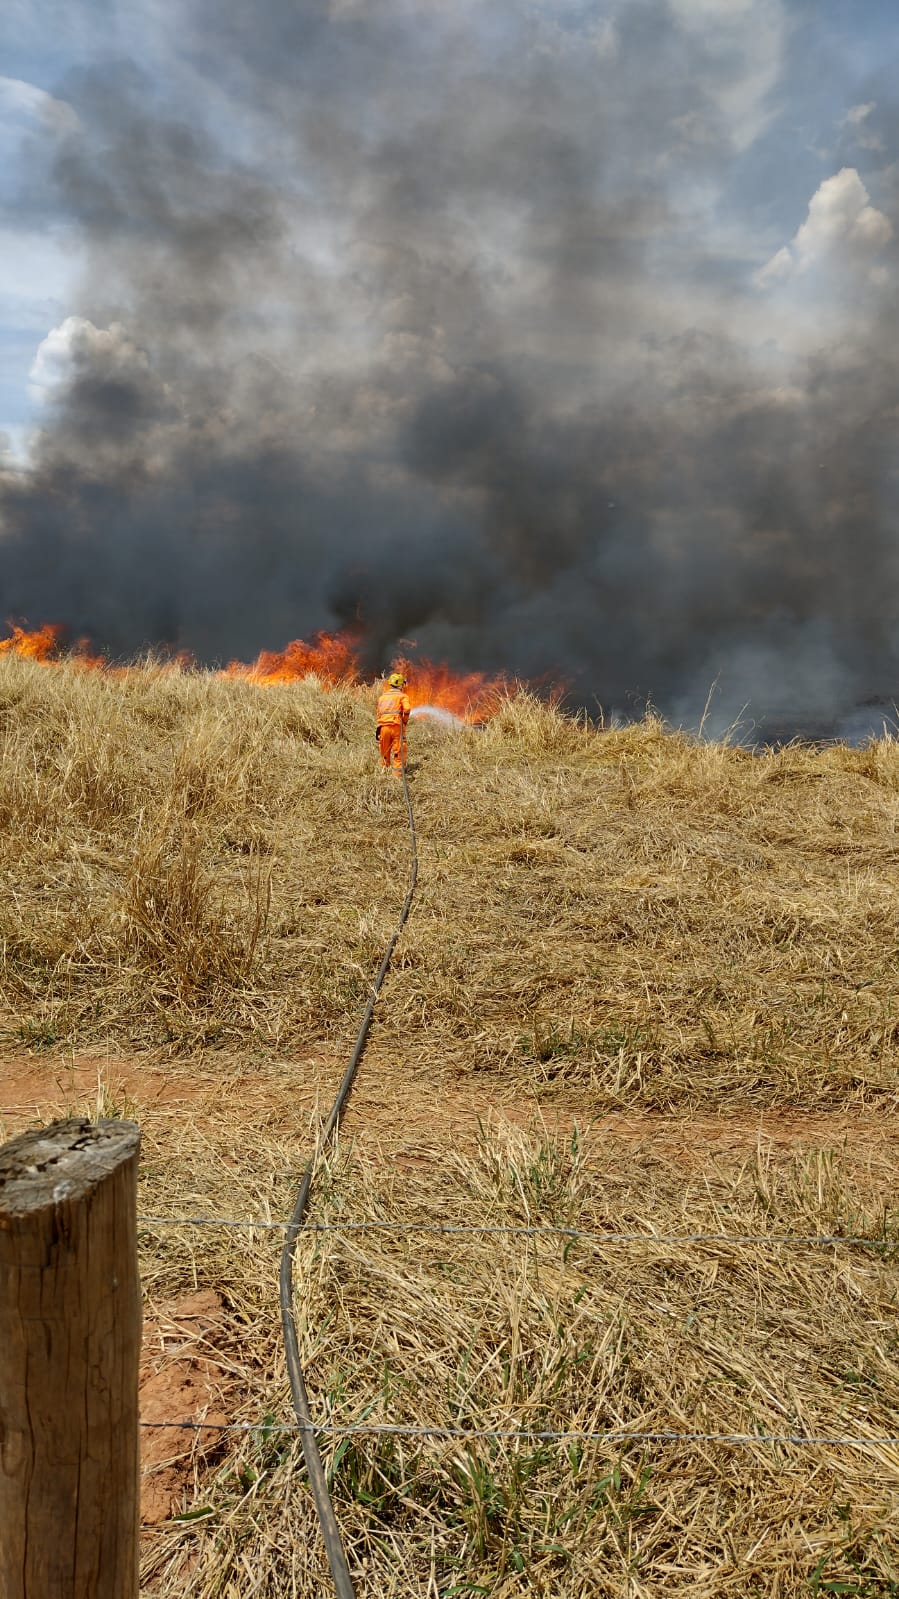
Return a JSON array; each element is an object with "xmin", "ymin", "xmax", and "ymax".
[
  {"xmin": 224, "ymin": 630, "xmax": 361, "ymax": 687},
  {"xmin": 70, "ymin": 637, "xmax": 109, "ymax": 671},
  {"xmin": 0, "ymin": 623, "xmax": 512, "ymax": 719},
  {"xmin": 222, "ymin": 629, "xmax": 508, "ymax": 719},
  {"xmin": 0, "ymin": 622, "xmax": 64, "ymax": 662},
  {"xmin": 0, "ymin": 623, "xmax": 111, "ymax": 672},
  {"xmin": 393, "ymin": 657, "xmax": 507, "ymax": 721}
]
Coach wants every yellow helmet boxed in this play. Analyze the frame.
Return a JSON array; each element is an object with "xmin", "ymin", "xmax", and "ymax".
[{"xmin": 388, "ymin": 672, "xmax": 407, "ymax": 688}]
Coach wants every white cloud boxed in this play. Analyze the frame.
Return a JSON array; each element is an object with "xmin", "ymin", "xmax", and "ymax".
[
  {"xmin": 755, "ymin": 245, "xmax": 793, "ymax": 288},
  {"xmin": 0, "ymin": 76, "xmax": 78, "ymax": 134},
  {"xmin": 756, "ymin": 168, "xmax": 892, "ymax": 288},
  {"xmin": 795, "ymin": 167, "xmax": 892, "ymax": 258},
  {"xmin": 29, "ymin": 318, "xmax": 148, "ymax": 403}
]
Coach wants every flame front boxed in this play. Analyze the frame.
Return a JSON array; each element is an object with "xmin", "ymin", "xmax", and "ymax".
[
  {"xmin": 224, "ymin": 630, "xmax": 361, "ymax": 687},
  {"xmin": 0, "ymin": 623, "xmax": 64, "ymax": 662},
  {"xmin": 393, "ymin": 658, "xmax": 506, "ymax": 721},
  {"xmin": 0, "ymin": 622, "xmax": 511, "ymax": 720},
  {"xmin": 0, "ymin": 624, "xmax": 116, "ymax": 673},
  {"xmin": 225, "ymin": 630, "xmax": 508, "ymax": 719}
]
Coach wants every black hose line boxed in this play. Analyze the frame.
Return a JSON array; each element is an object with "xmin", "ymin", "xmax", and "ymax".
[{"xmin": 279, "ymin": 758, "xmax": 418, "ymax": 1599}]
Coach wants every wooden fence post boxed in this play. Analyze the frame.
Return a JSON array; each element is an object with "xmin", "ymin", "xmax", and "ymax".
[{"xmin": 0, "ymin": 1117, "xmax": 142, "ymax": 1599}]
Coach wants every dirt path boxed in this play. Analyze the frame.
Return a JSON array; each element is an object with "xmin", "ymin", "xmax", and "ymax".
[
  {"xmin": 3, "ymin": 1046, "xmax": 896, "ymax": 1527},
  {"xmin": 3, "ymin": 1048, "xmax": 897, "ymax": 1170}
]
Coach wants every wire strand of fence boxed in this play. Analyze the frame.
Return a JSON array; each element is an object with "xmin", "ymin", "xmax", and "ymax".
[
  {"xmin": 136, "ymin": 1215, "xmax": 898, "ymax": 1248},
  {"xmin": 137, "ymin": 1419, "xmax": 899, "ymax": 1448}
]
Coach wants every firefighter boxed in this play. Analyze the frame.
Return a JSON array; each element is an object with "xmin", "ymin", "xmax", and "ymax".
[{"xmin": 376, "ymin": 672, "xmax": 411, "ymax": 775}]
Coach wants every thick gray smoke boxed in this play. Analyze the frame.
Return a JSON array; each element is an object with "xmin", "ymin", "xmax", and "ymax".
[{"xmin": 1, "ymin": 0, "xmax": 898, "ymax": 734}]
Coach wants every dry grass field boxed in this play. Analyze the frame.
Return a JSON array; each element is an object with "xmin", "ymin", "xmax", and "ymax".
[{"xmin": 0, "ymin": 653, "xmax": 897, "ymax": 1597}]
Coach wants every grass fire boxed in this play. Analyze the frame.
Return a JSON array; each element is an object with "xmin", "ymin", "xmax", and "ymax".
[
  {"xmin": 0, "ymin": 621, "xmax": 508, "ymax": 724},
  {"xmin": 0, "ymin": 646, "xmax": 896, "ymax": 1597},
  {"xmin": 4, "ymin": 7, "xmax": 899, "ymax": 1592}
]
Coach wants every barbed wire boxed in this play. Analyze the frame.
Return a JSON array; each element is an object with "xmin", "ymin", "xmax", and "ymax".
[
  {"xmin": 137, "ymin": 1215, "xmax": 897, "ymax": 1248},
  {"xmin": 138, "ymin": 1419, "xmax": 899, "ymax": 1449}
]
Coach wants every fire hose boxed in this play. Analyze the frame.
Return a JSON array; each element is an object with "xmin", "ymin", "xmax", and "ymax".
[{"xmin": 278, "ymin": 751, "xmax": 418, "ymax": 1599}]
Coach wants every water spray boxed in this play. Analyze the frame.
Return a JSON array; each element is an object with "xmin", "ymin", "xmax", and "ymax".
[{"xmin": 408, "ymin": 703, "xmax": 466, "ymax": 729}]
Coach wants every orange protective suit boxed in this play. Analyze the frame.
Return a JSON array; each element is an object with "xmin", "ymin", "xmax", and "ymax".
[{"xmin": 376, "ymin": 685, "xmax": 411, "ymax": 773}]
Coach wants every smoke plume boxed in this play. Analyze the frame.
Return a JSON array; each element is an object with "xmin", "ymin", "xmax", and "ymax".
[{"xmin": 1, "ymin": 0, "xmax": 898, "ymax": 733}]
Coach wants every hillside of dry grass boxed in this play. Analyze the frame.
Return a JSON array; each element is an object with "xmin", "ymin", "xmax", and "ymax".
[
  {"xmin": 1, "ymin": 653, "xmax": 898, "ymax": 1113},
  {"xmin": 1, "ymin": 656, "xmax": 897, "ymax": 1597}
]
